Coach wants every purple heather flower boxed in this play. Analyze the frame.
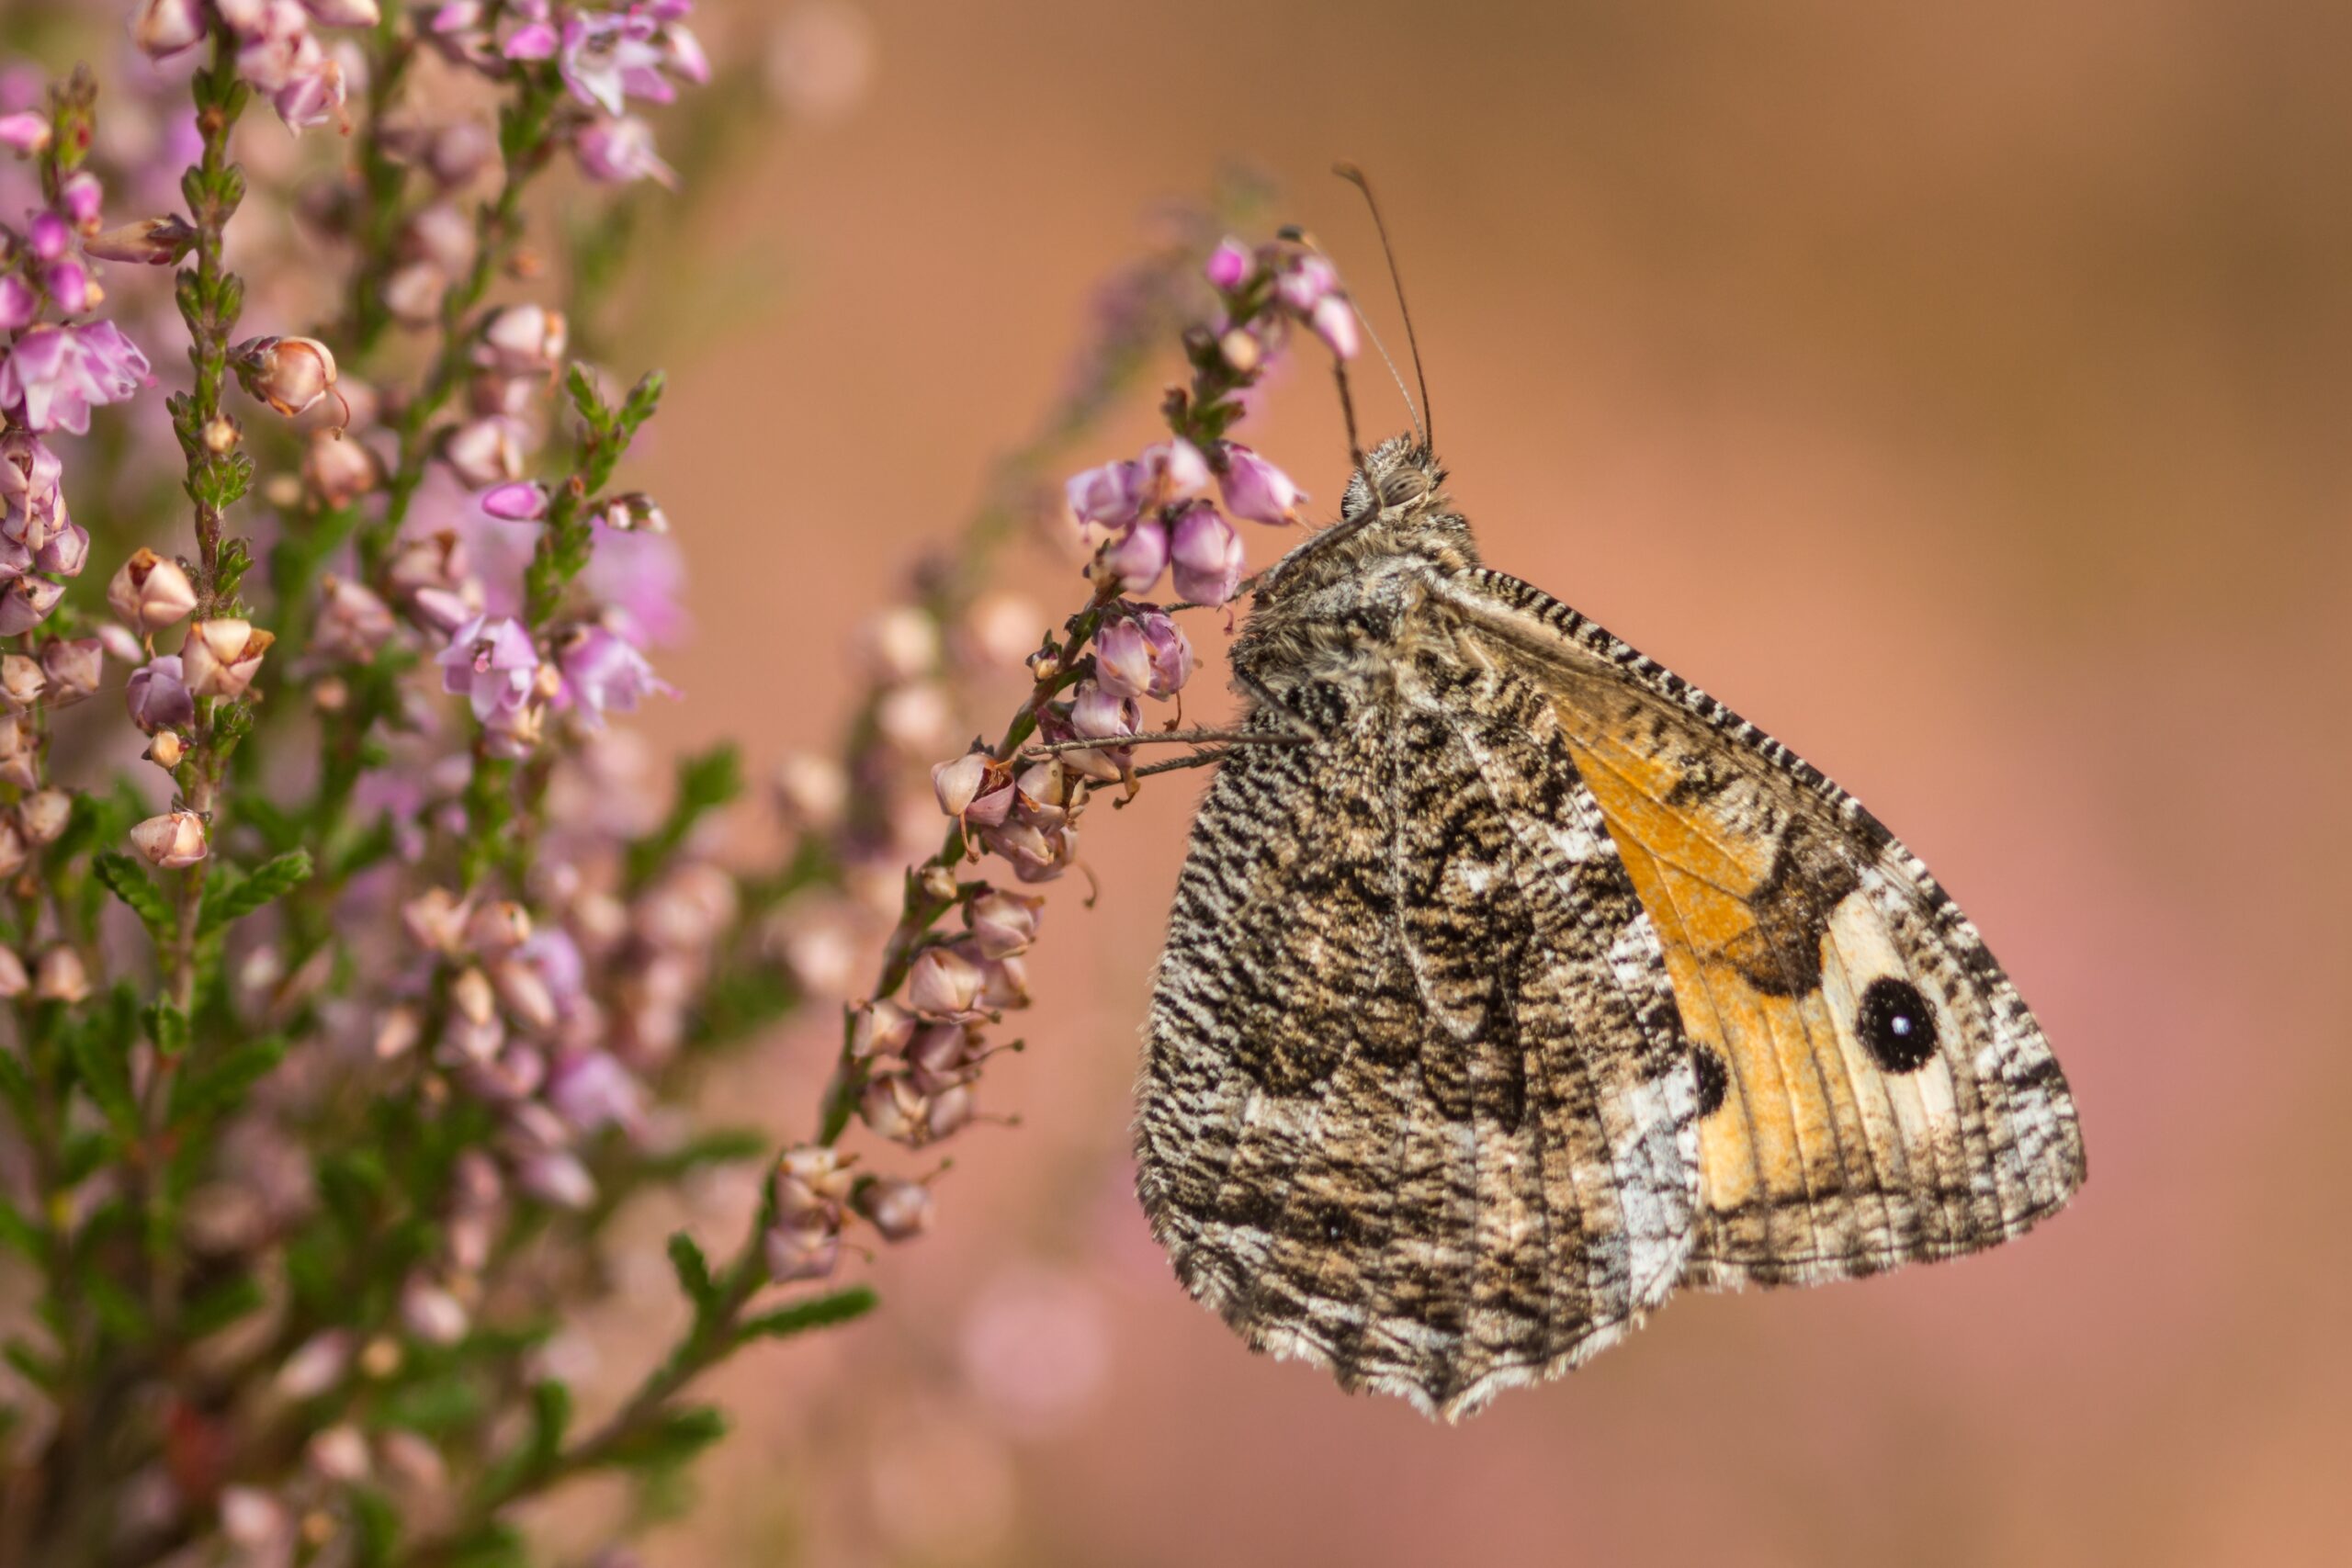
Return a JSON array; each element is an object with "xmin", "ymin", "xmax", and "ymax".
[
  {"xmin": 1133, "ymin": 438, "xmax": 1211, "ymax": 512},
  {"xmin": 573, "ymin": 116, "xmax": 676, "ymax": 188},
  {"xmin": 0, "ymin": 276, "xmax": 34, "ymax": 333},
  {"xmin": 58, "ymin": 173, "xmax": 101, "ymax": 230},
  {"xmin": 1217, "ymin": 443, "xmax": 1306, "ymax": 525},
  {"xmin": 583, "ymin": 525, "xmax": 687, "ymax": 645},
  {"xmin": 1091, "ymin": 616, "xmax": 1152, "ymax": 700},
  {"xmin": 548, "ymin": 1048, "xmax": 646, "ymax": 1136},
  {"xmin": 0, "ymin": 113, "xmax": 49, "ymax": 156},
  {"xmin": 1169, "ymin": 502, "xmax": 1244, "ymax": 605},
  {"xmin": 1132, "ymin": 607, "xmax": 1195, "ymax": 697},
  {"xmin": 1205, "ymin": 236, "xmax": 1251, "ymax": 291},
  {"xmin": 34, "ymin": 521, "xmax": 88, "ymax": 577},
  {"xmin": 1276, "ymin": 254, "xmax": 1339, "ymax": 313},
  {"xmin": 0, "ymin": 578, "xmax": 62, "ymax": 636},
  {"xmin": 437, "ymin": 613, "xmax": 538, "ymax": 720},
  {"xmin": 560, "ymin": 11, "xmax": 673, "ymax": 116},
  {"xmin": 555, "ymin": 624, "xmax": 673, "ymax": 727},
  {"xmin": 1069, "ymin": 679, "xmax": 1139, "ymax": 741},
  {"xmin": 1099, "ymin": 519, "xmax": 1170, "ymax": 594},
  {"xmin": 314, "ymin": 575, "xmax": 397, "ymax": 662},
  {"xmin": 481, "ymin": 479, "xmax": 549, "ymax": 522},
  {"xmin": 1066, "ymin": 459, "xmax": 1138, "ymax": 529},
  {"xmin": 503, "ymin": 20, "xmax": 560, "ymax": 59},
  {"xmin": 0, "ymin": 321, "xmax": 154, "ymax": 435},
  {"xmin": 26, "ymin": 214, "xmax": 69, "ymax": 262},
  {"xmin": 1309, "ymin": 294, "xmax": 1361, "ymax": 359}
]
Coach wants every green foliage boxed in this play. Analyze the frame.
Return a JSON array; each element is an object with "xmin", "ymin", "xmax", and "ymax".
[
  {"xmin": 166, "ymin": 1036, "xmax": 285, "ymax": 1129},
  {"xmin": 668, "ymin": 1232, "xmax": 718, "ymax": 1314},
  {"xmin": 628, "ymin": 742, "xmax": 743, "ymax": 888},
  {"xmin": 198, "ymin": 848, "xmax": 314, "ymax": 934},
  {"xmin": 735, "ymin": 1285, "xmax": 878, "ymax": 1346},
  {"xmin": 91, "ymin": 852, "xmax": 172, "ymax": 933}
]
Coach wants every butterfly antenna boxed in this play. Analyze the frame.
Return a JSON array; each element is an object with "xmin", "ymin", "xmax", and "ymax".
[{"xmin": 1334, "ymin": 163, "xmax": 1431, "ymax": 450}]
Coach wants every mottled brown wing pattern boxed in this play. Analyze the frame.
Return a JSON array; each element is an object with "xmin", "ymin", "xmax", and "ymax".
[
  {"xmin": 1435, "ymin": 568, "xmax": 2086, "ymax": 1287},
  {"xmin": 1137, "ymin": 639, "xmax": 1701, "ymax": 1420}
]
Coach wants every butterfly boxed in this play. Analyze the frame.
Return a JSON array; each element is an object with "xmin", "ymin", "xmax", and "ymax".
[{"xmin": 1134, "ymin": 433, "xmax": 2086, "ymax": 1422}]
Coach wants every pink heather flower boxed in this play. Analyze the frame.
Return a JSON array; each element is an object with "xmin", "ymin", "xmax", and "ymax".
[
  {"xmin": 1169, "ymin": 502, "xmax": 1244, "ymax": 605},
  {"xmin": 907, "ymin": 944, "xmax": 986, "ymax": 1021},
  {"xmin": 182, "ymin": 619, "xmax": 274, "ymax": 699},
  {"xmin": 108, "ymin": 548, "xmax": 198, "ymax": 636},
  {"xmin": 1091, "ymin": 616, "xmax": 1152, "ymax": 700},
  {"xmin": 0, "ymin": 432, "xmax": 64, "ymax": 549},
  {"xmin": 854, "ymin": 1176, "xmax": 933, "ymax": 1242},
  {"xmin": 481, "ymin": 479, "xmax": 549, "ymax": 522},
  {"xmin": 34, "ymin": 522, "xmax": 88, "ymax": 577},
  {"xmin": 301, "ymin": 0, "xmax": 382, "ymax": 24},
  {"xmin": 1098, "ymin": 521, "xmax": 1169, "ymax": 594},
  {"xmin": 0, "ymin": 322, "xmax": 154, "ymax": 435},
  {"xmin": 130, "ymin": 810, "xmax": 209, "ymax": 869},
  {"xmin": 441, "ymin": 416, "xmax": 522, "ymax": 489},
  {"xmin": 964, "ymin": 889, "xmax": 1044, "ymax": 959},
  {"xmin": 40, "ymin": 638, "xmax": 103, "ymax": 705},
  {"xmin": 59, "ymin": 173, "xmax": 102, "ymax": 230},
  {"xmin": 1069, "ymin": 679, "xmax": 1139, "ymax": 741},
  {"xmin": 573, "ymin": 116, "xmax": 677, "ymax": 188},
  {"xmin": 1133, "ymin": 438, "xmax": 1211, "ymax": 511},
  {"xmin": 560, "ymin": 11, "xmax": 673, "ymax": 116},
  {"xmin": 131, "ymin": 0, "xmax": 209, "ymax": 59},
  {"xmin": 314, "ymin": 575, "xmax": 397, "ymax": 662},
  {"xmin": 475, "ymin": 304, "xmax": 567, "ymax": 376},
  {"xmin": 274, "ymin": 57, "xmax": 350, "ymax": 134},
  {"xmin": 437, "ymin": 613, "xmax": 538, "ymax": 720},
  {"xmin": 1217, "ymin": 443, "xmax": 1306, "ymax": 525},
  {"xmin": 27, "ymin": 214, "xmax": 71, "ymax": 262},
  {"xmin": 0, "ymin": 579, "xmax": 63, "ymax": 636},
  {"xmin": 1132, "ymin": 607, "xmax": 1194, "ymax": 697},
  {"xmin": 127, "ymin": 653, "xmax": 194, "ymax": 733},
  {"xmin": 1066, "ymin": 460, "xmax": 1139, "ymax": 529},
  {"xmin": 1277, "ymin": 254, "xmax": 1339, "ymax": 313},
  {"xmin": 555, "ymin": 624, "xmax": 673, "ymax": 726},
  {"xmin": 1205, "ymin": 236, "xmax": 1251, "ymax": 291},
  {"xmin": 664, "ymin": 23, "xmax": 710, "ymax": 85},
  {"xmin": 548, "ymin": 1048, "xmax": 646, "ymax": 1136},
  {"xmin": 41, "ymin": 260, "xmax": 90, "ymax": 316},
  {"xmin": 0, "ymin": 276, "xmax": 34, "ymax": 333},
  {"xmin": 503, "ymin": 20, "xmax": 560, "ymax": 59},
  {"xmin": 1309, "ymin": 295, "xmax": 1361, "ymax": 359},
  {"xmin": 0, "ymin": 112, "xmax": 48, "ymax": 156},
  {"xmin": 583, "ymin": 525, "xmax": 686, "ymax": 646}
]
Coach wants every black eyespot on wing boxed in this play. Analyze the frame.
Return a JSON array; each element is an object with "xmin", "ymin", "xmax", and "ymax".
[
  {"xmin": 1691, "ymin": 1044, "xmax": 1729, "ymax": 1117},
  {"xmin": 1855, "ymin": 977, "xmax": 1938, "ymax": 1073}
]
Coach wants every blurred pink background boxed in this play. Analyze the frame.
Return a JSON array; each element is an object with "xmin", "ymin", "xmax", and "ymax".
[{"xmin": 602, "ymin": 2, "xmax": 2352, "ymax": 1562}]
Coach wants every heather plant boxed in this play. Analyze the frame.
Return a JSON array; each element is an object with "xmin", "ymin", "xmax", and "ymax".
[{"xmin": 0, "ymin": 5, "xmax": 1352, "ymax": 1564}]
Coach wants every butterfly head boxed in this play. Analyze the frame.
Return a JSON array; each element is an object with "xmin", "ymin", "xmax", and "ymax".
[{"xmin": 1340, "ymin": 434, "xmax": 1448, "ymax": 525}]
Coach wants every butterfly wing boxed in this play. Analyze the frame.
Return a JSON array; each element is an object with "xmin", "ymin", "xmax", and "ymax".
[
  {"xmin": 1436, "ymin": 568, "xmax": 2086, "ymax": 1289},
  {"xmin": 1137, "ymin": 644, "xmax": 1701, "ymax": 1420}
]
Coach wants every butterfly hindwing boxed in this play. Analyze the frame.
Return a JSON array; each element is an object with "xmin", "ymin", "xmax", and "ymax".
[
  {"xmin": 1138, "ymin": 634, "xmax": 1700, "ymax": 1420},
  {"xmin": 1433, "ymin": 567, "xmax": 2086, "ymax": 1288}
]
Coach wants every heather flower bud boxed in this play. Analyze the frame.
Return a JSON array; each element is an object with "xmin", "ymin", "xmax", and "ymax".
[
  {"xmin": 40, "ymin": 638, "xmax": 101, "ymax": 705},
  {"xmin": 303, "ymin": 430, "xmax": 382, "ymax": 507},
  {"xmin": 764, "ymin": 1208, "xmax": 842, "ymax": 1283},
  {"xmin": 107, "ymin": 547, "xmax": 198, "ymax": 636},
  {"xmin": 33, "ymin": 945, "xmax": 89, "ymax": 1003},
  {"xmin": 480, "ymin": 479, "xmax": 548, "ymax": 522},
  {"xmin": 1218, "ymin": 443, "xmax": 1306, "ymax": 525},
  {"xmin": 18, "ymin": 790, "xmax": 70, "ymax": 846},
  {"xmin": 314, "ymin": 575, "xmax": 397, "ymax": 662},
  {"xmin": 60, "ymin": 174, "xmax": 101, "ymax": 231},
  {"xmin": 854, "ymin": 1176, "xmax": 933, "ymax": 1242},
  {"xmin": 441, "ymin": 416, "xmax": 523, "ymax": 490},
  {"xmin": 0, "ymin": 655, "xmax": 42, "ymax": 711},
  {"xmin": 0, "ymin": 578, "xmax": 63, "ymax": 636},
  {"xmin": 1170, "ymin": 502, "xmax": 1245, "ymax": 606},
  {"xmin": 84, "ymin": 215, "xmax": 198, "ymax": 265},
  {"xmin": 907, "ymin": 944, "xmax": 985, "ymax": 1021},
  {"xmin": 275, "ymin": 1331, "xmax": 354, "ymax": 1400},
  {"xmin": 595, "ymin": 491, "xmax": 669, "ymax": 534},
  {"xmin": 519, "ymin": 1151, "xmax": 595, "ymax": 1210},
  {"xmin": 1205, "ymin": 236, "xmax": 1251, "ymax": 291},
  {"xmin": 124, "ymin": 656, "xmax": 193, "ymax": 732},
  {"xmin": 1219, "ymin": 327, "xmax": 1263, "ymax": 374},
  {"xmin": 131, "ymin": 0, "xmax": 209, "ymax": 59},
  {"xmin": 0, "ymin": 277, "xmax": 33, "ymax": 334},
  {"xmin": 43, "ymin": 261, "xmax": 91, "ymax": 315},
  {"xmin": 400, "ymin": 1278, "xmax": 469, "ymax": 1347},
  {"xmin": 963, "ymin": 889, "xmax": 1044, "ymax": 958},
  {"xmin": 475, "ymin": 304, "xmax": 567, "ymax": 376},
  {"xmin": 775, "ymin": 751, "xmax": 848, "ymax": 829},
  {"xmin": 130, "ymin": 810, "xmax": 209, "ymax": 869},
  {"xmin": 182, "ymin": 619, "xmax": 274, "ymax": 699},
  {"xmin": 1099, "ymin": 520, "xmax": 1170, "ymax": 595},
  {"xmin": 232, "ymin": 336, "xmax": 344, "ymax": 421},
  {"xmin": 0, "ymin": 821, "xmax": 23, "ymax": 881},
  {"xmin": 0, "ymin": 948, "xmax": 22, "ymax": 999}
]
